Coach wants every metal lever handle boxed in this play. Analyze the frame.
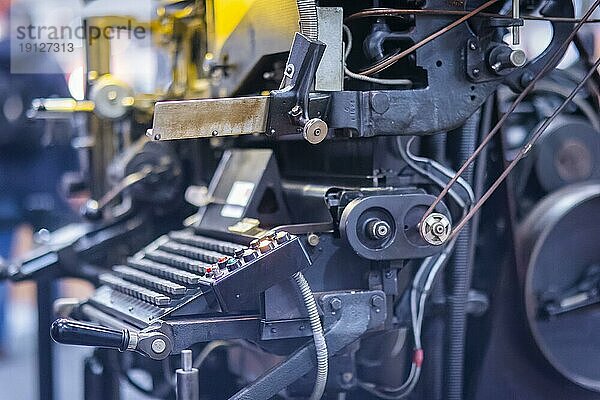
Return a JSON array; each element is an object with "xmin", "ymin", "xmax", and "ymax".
[
  {"xmin": 82, "ymin": 166, "xmax": 154, "ymax": 220},
  {"xmin": 29, "ymin": 98, "xmax": 96, "ymax": 120},
  {"xmin": 50, "ymin": 319, "xmax": 136, "ymax": 352}
]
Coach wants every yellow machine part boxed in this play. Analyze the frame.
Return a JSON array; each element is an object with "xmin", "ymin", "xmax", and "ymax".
[
  {"xmin": 211, "ymin": 0, "xmax": 254, "ymax": 50},
  {"xmin": 209, "ymin": 0, "xmax": 299, "ymax": 53}
]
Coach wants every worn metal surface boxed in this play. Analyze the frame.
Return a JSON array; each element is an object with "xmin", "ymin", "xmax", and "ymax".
[
  {"xmin": 152, "ymin": 96, "xmax": 269, "ymax": 141},
  {"xmin": 315, "ymin": 7, "xmax": 344, "ymax": 92}
]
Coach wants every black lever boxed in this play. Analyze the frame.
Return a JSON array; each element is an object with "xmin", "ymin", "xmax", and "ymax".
[
  {"xmin": 266, "ymin": 32, "xmax": 328, "ymax": 140},
  {"xmin": 50, "ymin": 319, "xmax": 134, "ymax": 352}
]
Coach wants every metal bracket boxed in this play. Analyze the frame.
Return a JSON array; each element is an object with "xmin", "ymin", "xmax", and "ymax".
[
  {"xmin": 267, "ymin": 32, "xmax": 328, "ymax": 137},
  {"xmin": 228, "ymin": 290, "xmax": 386, "ymax": 400}
]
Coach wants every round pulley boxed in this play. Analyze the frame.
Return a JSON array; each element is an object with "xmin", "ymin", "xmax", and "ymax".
[
  {"xmin": 303, "ymin": 118, "xmax": 328, "ymax": 145},
  {"xmin": 534, "ymin": 117, "xmax": 600, "ymax": 192},
  {"xmin": 518, "ymin": 182, "xmax": 600, "ymax": 392},
  {"xmin": 339, "ymin": 192, "xmax": 450, "ymax": 261},
  {"xmin": 89, "ymin": 75, "xmax": 134, "ymax": 120}
]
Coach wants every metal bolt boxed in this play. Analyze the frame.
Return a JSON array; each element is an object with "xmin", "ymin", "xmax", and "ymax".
[
  {"xmin": 285, "ymin": 64, "xmax": 295, "ymax": 78},
  {"xmin": 521, "ymin": 71, "xmax": 534, "ymax": 87},
  {"xmin": 107, "ymin": 90, "xmax": 118, "ymax": 102},
  {"xmin": 307, "ymin": 233, "xmax": 320, "ymax": 247},
  {"xmin": 367, "ymin": 220, "xmax": 392, "ymax": 240},
  {"xmin": 212, "ymin": 130, "xmax": 219, "ymax": 136},
  {"xmin": 154, "ymin": 133, "xmax": 162, "ymax": 141},
  {"xmin": 341, "ymin": 372, "xmax": 354, "ymax": 384},
  {"xmin": 469, "ymin": 41, "xmax": 478, "ymax": 51},
  {"xmin": 151, "ymin": 338, "xmax": 167, "ymax": 354},
  {"xmin": 371, "ymin": 295, "xmax": 384, "ymax": 311},
  {"xmin": 420, "ymin": 213, "xmax": 451, "ymax": 246},
  {"xmin": 271, "ymin": 327, "xmax": 277, "ymax": 334},
  {"xmin": 509, "ymin": 49, "xmax": 527, "ymax": 68},
  {"xmin": 377, "ymin": 224, "xmax": 389, "ymax": 237},
  {"xmin": 290, "ymin": 105, "xmax": 302, "ymax": 117},
  {"xmin": 329, "ymin": 297, "xmax": 342, "ymax": 312},
  {"xmin": 472, "ymin": 68, "xmax": 480, "ymax": 77},
  {"xmin": 34, "ymin": 228, "xmax": 51, "ymax": 244}
]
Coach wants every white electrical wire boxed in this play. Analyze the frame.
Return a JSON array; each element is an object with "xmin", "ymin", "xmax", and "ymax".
[
  {"xmin": 360, "ymin": 138, "xmax": 473, "ymax": 399},
  {"xmin": 343, "ymin": 25, "xmax": 414, "ymax": 86},
  {"xmin": 293, "ymin": 271, "xmax": 328, "ymax": 400}
]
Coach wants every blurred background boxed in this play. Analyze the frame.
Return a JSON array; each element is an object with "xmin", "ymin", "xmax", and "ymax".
[{"xmin": 0, "ymin": 0, "xmax": 160, "ymax": 398}]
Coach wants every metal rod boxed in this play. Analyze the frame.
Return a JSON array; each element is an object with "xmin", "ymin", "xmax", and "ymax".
[
  {"xmin": 177, "ymin": 349, "xmax": 200, "ymax": 400},
  {"xmin": 420, "ymin": 0, "xmax": 600, "ymax": 228},
  {"xmin": 358, "ymin": 0, "xmax": 500, "ymax": 76},
  {"xmin": 513, "ymin": 0, "xmax": 521, "ymax": 45},
  {"xmin": 449, "ymin": 55, "xmax": 600, "ymax": 241}
]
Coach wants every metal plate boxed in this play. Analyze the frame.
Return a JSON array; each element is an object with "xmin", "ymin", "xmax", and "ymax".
[
  {"xmin": 151, "ymin": 96, "xmax": 269, "ymax": 141},
  {"xmin": 315, "ymin": 7, "xmax": 343, "ymax": 92}
]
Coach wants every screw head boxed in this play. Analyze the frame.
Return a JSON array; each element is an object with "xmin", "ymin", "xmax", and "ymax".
[
  {"xmin": 472, "ymin": 68, "xmax": 481, "ymax": 77},
  {"xmin": 469, "ymin": 41, "xmax": 478, "ymax": 51},
  {"xmin": 420, "ymin": 213, "xmax": 451, "ymax": 246},
  {"xmin": 509, "ymin": 49, "xmax": 527, "ymax": 68},
  {"xmin": 284, "ymin": 64, "xmax": 295, "ymax": 78},
  {"xmin": 371, "ymin": 295, "xmax": 385, "ymax": 310},
  {"xmin": 341, "ymin": 372, "xmax": 354, "ymax": 384},
  {"xmin": 329, "ymin": 297, "xmax": 342, "ymax": 311},
  {"xmin": 307, "ymin": 233, "xmax": 320, "ymax": 247},
  {"xmin": 151, "ymin": 338, "xmax": 167, "ymax": 354},
  {"xmin": 34, "ymin": 228, "xmax": 51, "ymax": 244},
  {"xmin": 290, "ymin": 105, "xmax": 302, "ymax": 117},
  {"xmin": 368, "ymin": 220, "xmax": 392, "ymax": 240}
]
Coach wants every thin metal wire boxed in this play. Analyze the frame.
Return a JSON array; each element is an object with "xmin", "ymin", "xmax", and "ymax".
[
  {"xmin": 420, "ymin": 0, "xmax": 600, "ymax": 228},
  {"xmin": 345, "ymin": 8, "xmax": 600, "ymax": 24},
  {"xmin": 357, "ymin": 0, "xmax": 501, "ymax": 76},
  {"xmin": 449, "ymin": 55, "xmax": 600, "ymax": 241}
]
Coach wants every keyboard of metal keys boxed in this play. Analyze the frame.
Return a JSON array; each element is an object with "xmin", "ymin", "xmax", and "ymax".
[{"xmin": 86, "ymin": 230, "xmax": 312, "ymax": 328}]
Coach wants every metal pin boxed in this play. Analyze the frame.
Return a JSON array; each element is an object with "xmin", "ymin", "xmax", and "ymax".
[
  {"xmin": 177, "ymin": 349, "xmax": 199, "ymax": 400},
  {"xmin": 182, "ymin": 349, "xmax": 192, "ymax": 371},
  {"xmin": 512, "ymin": 0, "xmax": 520, "ymax": 45}
]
